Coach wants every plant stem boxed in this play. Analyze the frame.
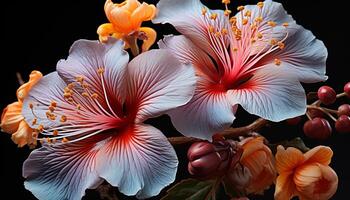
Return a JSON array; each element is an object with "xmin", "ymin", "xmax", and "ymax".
[{"xmin": 168, "ymin": 118, "xmax": 269, "ymax": 145}]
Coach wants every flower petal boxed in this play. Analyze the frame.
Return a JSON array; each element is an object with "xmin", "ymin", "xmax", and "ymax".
[
  {"xmin": 274, "ymin": 173, "xmax": 297, "ymax": 200},
  {"xmin": 304, "ymin": 146, "xmax": 333, "ymax": 166},
  {"xmin": 257, "ymin": 27, "xmax": 327, "ymax": 83},
  {"xmin": 153, "ymin": 0, "xmax": 228, "ymax": 61},
  {"xmin": 16, "ymin": 70, "xmax": 43, "ymax": 102},
  {"xmin": 125, "ymin": 49, "xmax": 196, "ymax": 122},
  {"xmin": 11, "ymin": 120, "xmax": 35, "ymax": 147},
  {"xmin": 57, "ymin": 38, "xmax": 129, "ymax": 104},
  {"xmin": 229, "ymin": 65, "xmax": 306, "ymax": 122},
  {"xmin": 138, "ymin": 27, "xmax": 157, "ymax": 52},
  {"xmin": 1, "ymin": 101, "xmax": 23, "ymax": 134},
  {"xmin": 275, "ymin": 145, "xmax": 304, "ymax": 174},
  {"xmin": 96, "ymin": 124, "xmax": 178, "ymax": 198},
  {"xmin": 168, "ymin": 81, "xmax": 237, "ymax": 140},
  {"xmin": 23, "ymin": 138, "xmax": 104, "ymax": 200},
  {"xmin": 158, "ymin": 35, "xmax": 220, "ymax": 82}
]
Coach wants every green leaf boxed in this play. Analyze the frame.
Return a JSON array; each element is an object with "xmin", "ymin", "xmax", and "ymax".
[{"xmin": 161, "ymin": 178, "xmax": 219, "ymax": 200}]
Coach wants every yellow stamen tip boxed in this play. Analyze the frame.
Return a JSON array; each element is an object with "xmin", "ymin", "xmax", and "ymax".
[
  {"xmin": 60, "ymin": 115, "xmax": 67, "ymax": 123},
  {"xmin": 224, "ymin": 10, "xmax": 231, "ymax": 16},
  {"xmin": 62, "ymin": 137, "xmax": 69, "ymax": 143},
  {"xmin": 283, "ymin": 22, "xmax": 289, "ymax": 27},
  {"xmin": 274, "ymin": 58, "xmax": 281, "ymax": 66},
  {"xmin": 257, "ymin": 2, "xmax": 264, "ymax": 8},
  {"xmin": 97, "ymin": 67, "xmax": 105, "ymax": 75},
  {"xmin": 53, "ymin": 130, "xmax": 59, "ymax": 136},
  {"xmin": 237, "ymin": 6, "xmax": 245, "ymax": 11},
  {"xmin": 222, "ymin": 0, "xmax": 230, "ymax": 4},
  {"xmin": 210, "ymin": 13, "xmax": 218, "ymax": 20},
  {"xmin": 242, "ymin": 18, "xmax": 248, "ymax": 25},
  {"xmin": 201, "ymin": 7, "xmax": 207, "ymax": 15},
  {"xmin": 267, "ymin": 21, "xmax": 277, "ymax": 27},
  {"xmin": 244, "ymin": 10, "xmax": 251, "ymax": 17}
]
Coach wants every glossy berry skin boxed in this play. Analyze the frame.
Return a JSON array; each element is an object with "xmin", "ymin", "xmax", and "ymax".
[
  {"xmin": 303, "ymin": 118, "xmax": 332, "ymax": 140},
  {"xmin": 308, "ymin": 108, "xmax": 325, "ymax": 119},
  {"xmin": 344, "ymin": 82, "xmax": 350, "ymax": 97},
  {"xmin": 187, "ymin": 140, "xmax": 241, "ymax": 178},
  {"xmin": 317, "ymin": 86, "xmax": 336, "ymax": 105},
  {"xmin": 335, "ymin": 115, "xmax": 350, "ymax": 133},
  {"xmin": 338, "ymin": 104, "xmax": 350, "ymax": 116}
]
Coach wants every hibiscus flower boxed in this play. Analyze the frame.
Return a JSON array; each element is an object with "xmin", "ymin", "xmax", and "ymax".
[
  {"xmin": 21, "ymin": 38, "xmax": 196, "ymax": 199},
  {"xmin": 154, "ymin": 0, "xmax": 327, "ymax": 140}
]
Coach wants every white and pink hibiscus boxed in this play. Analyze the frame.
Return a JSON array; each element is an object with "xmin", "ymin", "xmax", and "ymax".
[
  {"xmin": 154, "ymin": 0, "xmax": 328, "ymax": 140},
  {"xmin": 21, "ymin": 38, "xmax": 196, "ymax": 199}
]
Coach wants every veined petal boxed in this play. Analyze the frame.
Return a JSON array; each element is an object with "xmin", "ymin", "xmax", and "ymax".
[
  {"xmin": 153, "ymin": 0, "xmax": 229, "ymax": 62},
  {"xmin": 96, "ymin": 124, "xmax": 178, "ymax": 198},
  {"xmin": 17, "ymin": 70, "xmax": 43, "ymax": 102},
  {"xmin": 274, "ymin": 173, "xmax": 297, "ymax": 200},
  {"xmin": 158, "ymin": 35, "xmax": 220, "ymax": 82},
  {"xmin": 304, "ymin": 146, "xmax": 333, "ymax": 166},
  {"xmin": 125, "ymin": 49, "xmax": 196, "ymax": 122},
  {"xmin": 57, "ymin": 38, "xmax": 129, "ymax": 105},
  {"xmin": 1, "ymin": 101, "xmax": 23, "ymax": 134},
  {"xmin": 168, "ymin": 78, "xmax": 237, "ymax": 140},
  {"xmin": 275, "ymin": 146, "xmax": 304, "ymax": 174},
  {"xmin": 11, "ymin": 120, "xmax": 35, "ymax": 147},
  {"xmin": 23, "ymin": 137, "xmax": 104, "ymax": 200},
  {"xmin": 229, "ymin": 65, "xmax": 306, "ymax": 122},
  {"xmin": 130, "ymin": 3, "xmax": 156, "ymax": 28},
  {"xmin": 257, "ymin": 27, "xmax": 327, "ymax": 83}
]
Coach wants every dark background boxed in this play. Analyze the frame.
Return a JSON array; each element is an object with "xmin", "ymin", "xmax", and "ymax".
[{"xmin": 0, "ymin": 0, "xmax": 349, "ymax": 199}]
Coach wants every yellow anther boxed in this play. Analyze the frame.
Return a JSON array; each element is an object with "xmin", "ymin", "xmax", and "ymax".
[
  {"xmin": 232, "ymin": 47, "xmax": 238, "ymax": 52},
  {"xmin": 257, "ymin": 2, "xmax": 264, "ymax": 8},
  {"xmin": 215, "ymin": 31, "xmax": 221, "ymax": 37},
  {"xmin": 255, "ymin": 16, "xmax": 263, "ymax": 23},
  {"xmin": 31, "ymin": 118, "xmax": 37, "ymax": 126},
  {"xmin": 62, "ymin": 137, "xmax": 69, "ymax": 143},
  {"xmin": 222, "ymin": 0, "xmax": 230, "ymax": 4},
  {"xmin": 208, "ymin": 26, "xmax": 215, "ymax": 33},
  {"xmin": 76, "ymin": 104, "xmax": 81, "ymax": 110},
  {"xmin": 244, "ymin": 10, "xmax": 251, "ymax": 17},
  {"xmin": 46, "ymin": 137, "xmax": 52, "ymax": 143},
  {"xmin": 29, "ymin": 103, "xmax": 34, "ymax": 109},
  {"xmin": 242, "ymin": 18, "xmax": 248, "ymax": 25},
  {"xmin": 237, "ymin": 6, "xmax": 245, "ymax": 11},
  {"xmin": 202, "ymin": 7, "xmax": 207, "ymax": 15},
  {"xmin": 67, "ymin": 98, "xmax": 74, "ymax": 103},
  {"xmin": 257, "ymin": 32, "xmax": 263, "ymax": 39},
  {"xmin": 91, "ymin": 93, "xmax": 99, "ymax": 99},
  {"xmin": 210, "ymin": 13, "xmax": 218, "ymax": 20},
  {"xmin": 270, "ymin": 39, "xmax": 277, "ymax": 45},
  {"xmin": 274, "ymin": 58, "xmax": 281, "ymax": 66},
  {"xmin": 221, "ymin": 28, "xmax": 228, "ymax": 35},
  {"xmin": 49, "ymin": 115, "xmax": 56, "ymax": 121},
  {"xmin": 37, "ymin": 124, "xmax": 44, "ymax": 133},
  {"xmin": 278, "ymin": 42, "xmax": 285, "ymax": 49},
  {"xmin": 67, "ymin": 83, "xmax": 75, "ymax": 89},
  {"xmin": 50, "ymin": 101, "xmax": 57, "ymax": 107},
  {"xmin": 251, "ymin": 38, "xmax": 256, "ymax": 43},
  {"xmin": 60, "ymin": 115, "xmax": 67, "ymax": 123},
  {"xmin": 224, "ymin": 10, "xmax": 231, "ymax": 16},
  {"xmin": 53, "ymin": 130, "xmax": 59, "ymax": 136},
  {"xmin": 282, "ymin": 22, "xmax": 289, "ymax": 27},
  {"xmin": 98, "ymin": 67, "xmax": 105, "ymax": 75},
  {"xmin": 75, "ymin": 76, "xmax": 84, "ymax": 83},
  {"xmin": 63, "ymin": 92, "xmax": 72, "ymax": 99},
  {"xmin": 82, "ymin": 83, "xmax": 89, "ymax": 89},
  {"xmin": 82, "ymin": 92, "xmax": 89, "ymax": 97},
  {"xmin": 250, "ymin": 23, "xmax": 257, "ymax": 30},
  {"xmin": 268, "ymin": 21, "xmax": 276, "ymax": 27},
  {"xmin": 49, "ymin": 106, "xmax": 55, "ymax": 112},
  {"xmin": 229, "ymin": 16, "xmax": 237, "ymax": 24}
]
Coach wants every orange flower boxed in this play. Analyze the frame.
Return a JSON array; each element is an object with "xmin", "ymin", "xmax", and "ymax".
[
  {"xmin": 1, "ymin": 71, "xmax": 42, "ymax": 147},
  {"xmin": 97, "ymin": 0, "xmax": 156, "ymax": 54},
  {"xmin": 275, "ymin": 145, "xmax": 338, "ymax": 200},
  {"xmin": 239, "ymin": 137, "xmax": 277, "ymax": 194}
]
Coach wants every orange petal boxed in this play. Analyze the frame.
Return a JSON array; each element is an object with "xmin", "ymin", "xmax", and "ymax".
[
  {"xmin": 108, "ymin": 8, "xmax": 132, "ymax": 33},
  {"xmin": 294, "ymin": 163, "xmax": 337, "ymax": 200},
  {"xmin": 275, "ymin": 145, "xmax": 304, "ymax": 173},
  {"xmin": 304, "ymin": 146, "xmax": 333, "ymax": 166},
  {"xmin": 130, "ymin": 3, "xmax": 156, "ymax": 28},
  {"xmin": 16, "ymin": 70, "xmax": 43, "ymax": 102},
  {"xmin": 240, "ymin": 137, "xmax": 265, "ymax": 160},
  {"xmin": 138, "ymin": 27, "xmax": 156, "ymax": 52},
  {"xmin": 97, "ymin": 23, "xmax": 116, "ymax": 42},
  {"xmin": 123, "ymin": 0, "xmax": 140, "ymax": 12},
  {"xmin": 11, "ymin": 120, "xmax": 35, "ymax": 148},
  {"xmin": 1, "ymin": 101, "xmax": 23, "ymax": 134},
  {"xmin": 274, "ymin": 173, "xmax": 297, "ymax": 200}
]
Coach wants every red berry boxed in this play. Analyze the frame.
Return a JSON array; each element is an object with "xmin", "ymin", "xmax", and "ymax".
[
  {"xmin": 335, "ymin": 115, "xmax": 350, "ymax": 133},
  {"xmin": 308, "ymin": 108, "xmax": 325, "ymax": 118},
  {"xmin": 317, "ymin": 86, "xmax": 336, "ymax": 105},
  {"xmin": 338, "ymin": 104, "xmax": 350, "ymax": 116},
  {"xmin": 303, "ymin": 118, "xmax": 332, "ymax": 140},
  {"xmin": 286, "ymin": 116, "xmax": 302, "ymax": 125},
  {"xmin": 344, "ymin": 82, "xmax": 350, "ymax": 97}
]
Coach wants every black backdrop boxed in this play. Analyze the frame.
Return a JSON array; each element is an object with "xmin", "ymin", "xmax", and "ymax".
[{"xmin": 0, "ymin": 0, "xmax": 349, "ymax": 199}]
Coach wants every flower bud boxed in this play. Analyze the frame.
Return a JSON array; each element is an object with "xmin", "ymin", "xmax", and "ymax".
[{"xmin": 187, "ymin": 139, "xmax": 242, "ymax": 178}]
